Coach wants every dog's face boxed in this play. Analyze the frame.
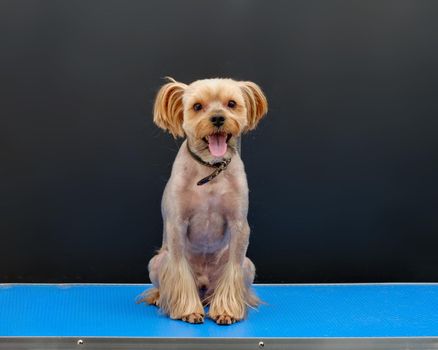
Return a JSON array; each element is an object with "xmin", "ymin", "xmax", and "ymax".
[{"xmin": 153, "ymin": 78, "xmax": 268, "ymax": 159}]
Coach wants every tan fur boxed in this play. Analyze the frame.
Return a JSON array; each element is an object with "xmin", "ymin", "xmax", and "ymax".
[
  {"xmin": 143, "ymin": 78, "xmax": 268, "ymax": 324},
  {"xmin": 138, "ymin": 287, "xmax": 159, "ymax": 305},
  {"xmin": 239, "ymin": 81, "xmax": 268, "ymax": 131},
  {"xmin": 153, "ymin": 77, "xmax": 187, "ymax": 138},
  {"xmin": 209, "ymin": 262, "xmax": 260, "ymax": 321},
  {"xmin": 157, "ymin": 255, "xmax": 204, "ymax": 319}
]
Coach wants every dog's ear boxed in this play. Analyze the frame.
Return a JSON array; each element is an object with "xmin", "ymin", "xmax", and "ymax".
[
  {"xmin": 153, "ymin": 77, "xmax": 187, "ymax": 138},
  {"xmin": 239, "ymin": 81, "xmax": 268, "ymax": 131}
]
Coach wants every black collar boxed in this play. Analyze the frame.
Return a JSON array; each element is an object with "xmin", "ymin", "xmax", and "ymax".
[{"xmin": 186, "ymin": 142, "xmax": 232, "ymax": 186}]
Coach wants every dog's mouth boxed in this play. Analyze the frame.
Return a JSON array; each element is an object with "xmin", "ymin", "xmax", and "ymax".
[{"xmin": 202, "ymin": 133, "xmax": 232, "ymax": 157}]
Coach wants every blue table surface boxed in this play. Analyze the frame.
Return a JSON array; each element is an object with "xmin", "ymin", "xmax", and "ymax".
[{"xmin": 1, "ymin": 284, "xmax": 437, "ymax": 338}]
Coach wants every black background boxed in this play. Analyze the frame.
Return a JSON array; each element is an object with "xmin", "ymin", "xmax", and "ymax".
[{"xmin": 1, "ymin": 1, "xmax": 437, "ymax": 283}]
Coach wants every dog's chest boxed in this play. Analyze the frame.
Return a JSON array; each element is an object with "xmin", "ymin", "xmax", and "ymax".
[{"xmin": 184, "ymin": 182, "xmax": 236, "ymax": 252}]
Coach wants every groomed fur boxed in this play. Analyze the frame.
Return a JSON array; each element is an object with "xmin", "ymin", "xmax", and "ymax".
[
  {"xmin": 143, "ymin": 77, "xmax": 268, "ymax": 324},
  {"xmin": 209, "ymin": 262, "xmax": 260, "ymax": 321},
  {"xmin": 138, "ymin": 287, "xmax": 159, "ymax": 306},
  {"xmin": 239, "ymin": 81, "xmax": 268, "ymax": 131},
  {"xmin": 157, "ymin": 255, "xmax": 204, "ymax": 319},
  {"xmin": 153, "ymin": 77, "xmax": 187, "ymax": 138}
]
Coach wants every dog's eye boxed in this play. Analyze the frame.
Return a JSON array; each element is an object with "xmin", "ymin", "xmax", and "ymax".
[
  {"xmin": 193, "ymin": 103, "xmax": 203, "ymax": 111},
  {"xmin": 227, "ymin": 100, "xmax": 236, "ymax": 108}
]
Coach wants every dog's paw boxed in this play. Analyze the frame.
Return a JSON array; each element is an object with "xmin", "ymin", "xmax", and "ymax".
[
  {"xmin": 144, "ymin": 288, "xmax": 160, "ymax": 306},
  {"xmin": 214, "ymin": 314, "xmax": 238, "ymax": 325},
  {"xmin": 182, "ymin": 313, "xmax": 204, "ymax": 324},
  {"xmin": 136, "ymin": 288, "xmax": 160, "ymax": 306}
]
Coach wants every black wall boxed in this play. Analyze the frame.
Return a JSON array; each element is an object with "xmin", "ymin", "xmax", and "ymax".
[{"xmin": 1, "ymin": 0, "xmax": 438, "ymax": 283}]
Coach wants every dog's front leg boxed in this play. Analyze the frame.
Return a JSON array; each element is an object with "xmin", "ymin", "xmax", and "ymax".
[
  {"xmin": 158, "ymin": 220, "xmax": 204, "ymax": 323},
  {"xmin": 209, "ymin": 220, "xmax": 260, "ymax": 324}
]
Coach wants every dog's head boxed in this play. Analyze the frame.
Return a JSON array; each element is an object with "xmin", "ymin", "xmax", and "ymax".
[{"xmin": 153, "ymin": 77, "xmax": 268, "ymax": 160}]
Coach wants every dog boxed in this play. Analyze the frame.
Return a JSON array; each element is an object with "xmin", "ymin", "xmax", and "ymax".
[{"xmin": 139, "ymin": 77, "xmax": 268, "ymax": 325}]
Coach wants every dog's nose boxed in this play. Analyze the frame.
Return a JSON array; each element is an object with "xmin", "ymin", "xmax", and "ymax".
[{"xmin": 210, "ymin": 115, "xmax": 225, "ymax": 127}]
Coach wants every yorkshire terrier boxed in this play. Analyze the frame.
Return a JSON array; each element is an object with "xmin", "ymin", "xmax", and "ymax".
[{"xmin": 139, "ymin": 77, "xmax": 268, "ymax": 325}]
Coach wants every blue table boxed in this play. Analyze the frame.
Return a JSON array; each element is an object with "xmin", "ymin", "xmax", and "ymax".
[{"xmin": 1, "ymin": 283, "xmax": 438, "ymax": 349}]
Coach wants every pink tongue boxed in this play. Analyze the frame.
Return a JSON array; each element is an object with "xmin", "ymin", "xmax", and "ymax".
[{"xmin": 208, "ymin": 134, "xmax": 227, "ymax": 157}]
